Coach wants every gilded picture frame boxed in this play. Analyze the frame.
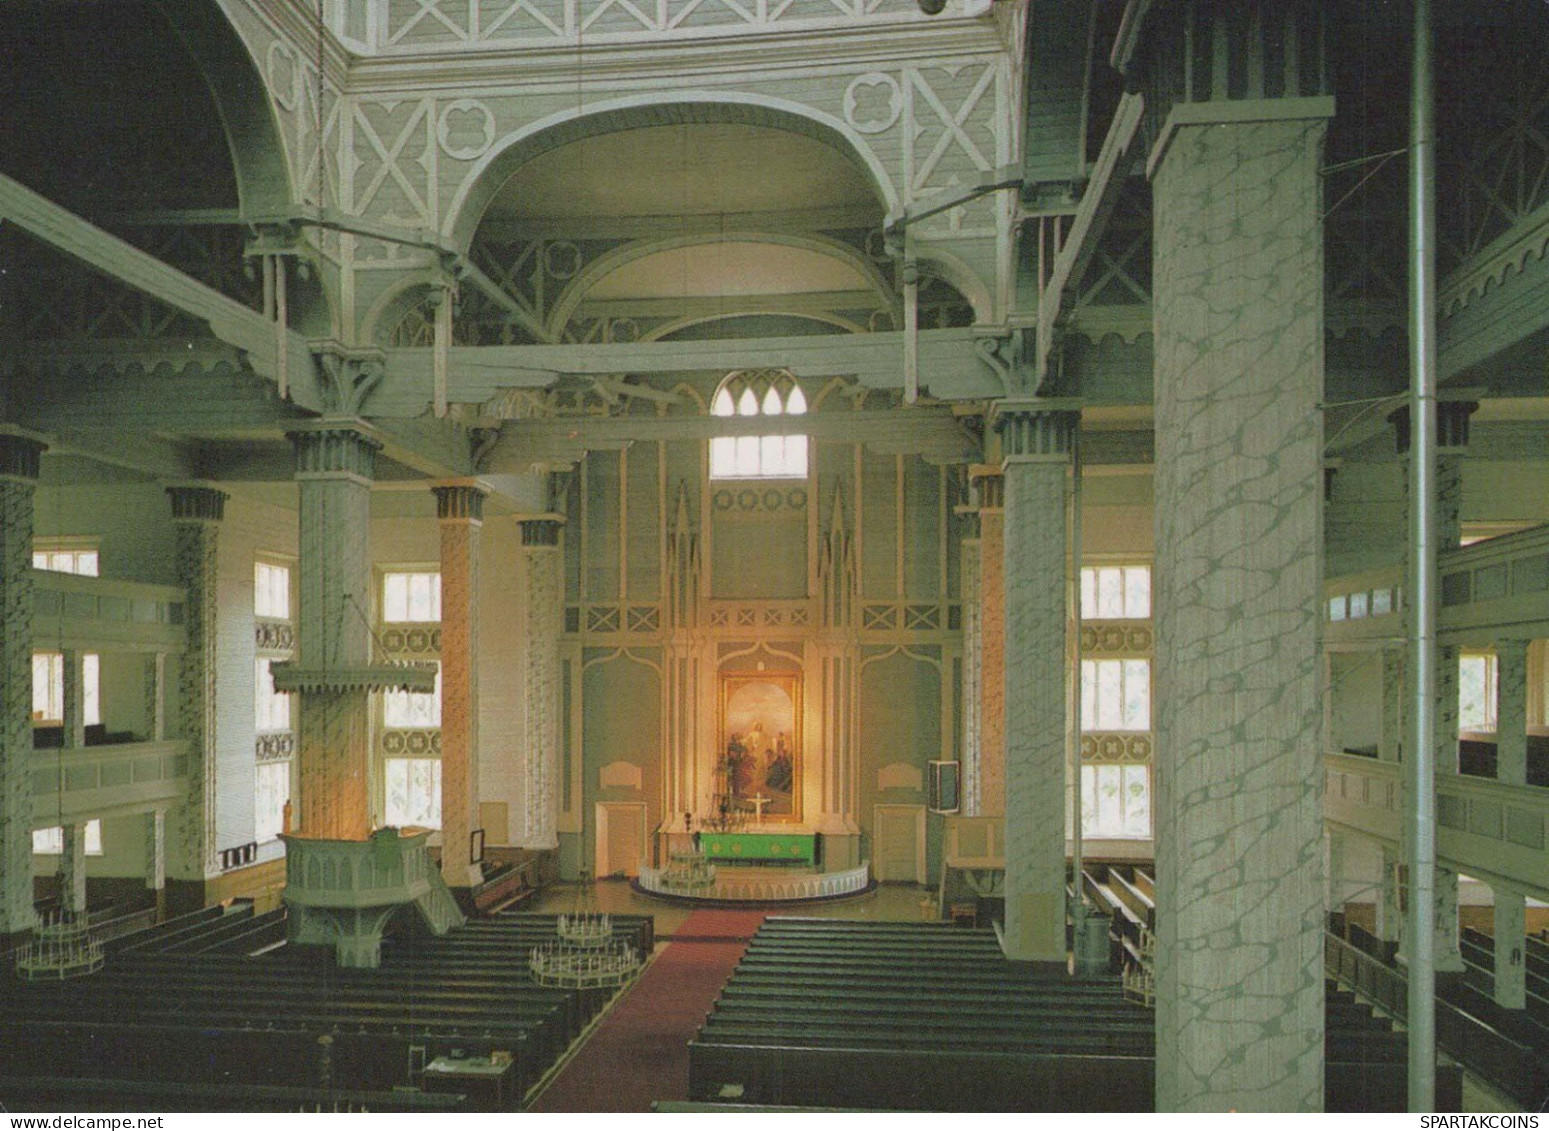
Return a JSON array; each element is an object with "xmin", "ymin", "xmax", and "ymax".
[{"xmin": 718, "ymin": 671, "xmax": 802, "ymax": 824}]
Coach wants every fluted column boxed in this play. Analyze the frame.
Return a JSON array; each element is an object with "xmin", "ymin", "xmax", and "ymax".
[
  {"xmin": 993, "ymin": 402, "xmax": 1075, "ymax": 963},
  {"xmin": 289, "ymin": 422, "xmax": 379, "ymax": 841},
  {"xmin": 972, "ymin": 468, "xmax": 1006, "ymax": 816},
  {"xmin": 0, "ymin": 431, "xmax": 44, "ymax": 937},
  {"xmin": 435, "ymin": 483, "xmax": 485, "ymax": 887},
  {"xmin": 1151, "ymin": 97, "xmax": 1332, "ymax": 1111},
  {"xmin": 1496, "ymin": 639, "xmax": 1529, "ymax": 786},
  {"xmin": 520, "ymin": 517, "xmax": 564, "ymax": 850},
  {"xmin": 167, "ymin": 484, "xmax": 227, "ymax": 879}
]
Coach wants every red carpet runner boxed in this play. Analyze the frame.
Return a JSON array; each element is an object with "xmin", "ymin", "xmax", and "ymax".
[{"xmin": 528, "ymin": 910, "xmax": 766, "ymax": 1112}]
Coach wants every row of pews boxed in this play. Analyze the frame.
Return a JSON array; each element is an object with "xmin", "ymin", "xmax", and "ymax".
[
  {"xmin": 0, "ymin": 905, "xmax": 651, "ymax": 1112},
  {"xmin": 1458, "ymin": 925, "xmax": 1549, "ymax": 1027},
  {"xmin": 690, "ymin": 912, "xmax": 1461, "ymax": 1111},
  {"xmin": 1332, "ymin": 917, "xmax": 1549, "ymax": 1110}
]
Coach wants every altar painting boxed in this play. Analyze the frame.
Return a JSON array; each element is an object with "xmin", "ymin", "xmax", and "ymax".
[{"xmin": 719, "ymin": 673, "xmax": 801, "ymax": 823}]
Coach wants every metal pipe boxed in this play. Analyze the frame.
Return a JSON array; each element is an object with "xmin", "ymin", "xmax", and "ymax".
[
  {"xmin": 1069, "ymin": 422, "xmax": 1085, "ymax": 948},
  {"xmin": 1406, "ymin": 0, "xmax": 1438, "ymax": 1111}
]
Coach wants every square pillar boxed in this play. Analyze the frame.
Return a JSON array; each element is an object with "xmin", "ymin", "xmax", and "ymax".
[
  {"xmin": 958, "ymin": 517, "xmax": 984, "ymax": 817},
  {"xmin": 1434, "ymin": 866, "xmax": 1465, "ymax": 973},
  {"xmin": 1495, "ymin": 639, "xmax": 1529, "ymax": 786},
  {"xmin": 519, "ymin": 517, "xmax": 565, "ymax": 850},
  {"xmin": 991, "ymin": 403, "xmax": 1076, "ymax": 964},
  {"xmin": 1379, "ymin": 647, "xmax": 1404, "ymax": 762},
  {"xmin": 167, "ymin": 484, "xmax": 228, "ymax": 880},
  {"xmin": 1492, "ymin": 886, "xmax": 1527, "ymax": 1010},
  {"xmin": 1374, "ymin": 847, "xmax": 1401, "ymax": 950},
  {"xmin": 0, "ymin": 431, "xmax": 45, "ymax": 937},
  {"xmin": 60, "ymin": 823, "xmax": 88, "ymax": 915},
  {"xmin": 972, "ymin": 469, "xmax": 1007, "ymax": 817},
  {"xmin": 1150, "ymin": 97, "xmax": 1333, "ymax": 1111},
  {"xmin": 434, "ymin": 482, "xmax": 486, "ymax": 888}
]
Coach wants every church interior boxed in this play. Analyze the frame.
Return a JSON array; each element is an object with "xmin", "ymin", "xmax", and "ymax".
[{"xmin": 3, "ymin": 0, "xmax": 1549, "ymax": 1114}]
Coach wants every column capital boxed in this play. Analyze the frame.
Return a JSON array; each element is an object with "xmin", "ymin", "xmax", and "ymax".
[
  {"xmin": 287, "ymin": 419, "xmax": 382, "ymax": 483},
  {"xmin": 432, "ymin": 481, "xmax": 488, "ymax": 522},
  {"xmin": 165, "ymin": 484, "xmax": 229, "ymax": 523},
  {"xmin": 0, "ymin": 427, "xmax": 48, "ymax": 483},
  {"xmin": 518, "ymin": 514, "xmax": 566, "ymax": 547},
  {"xmin": 310, "ymin": 342, "xmax": 386, "ymax": 417},
  {"xmin": 1388, "ymin": 394, "xmax": 1482, "ymax": 455},
  {"xmin": 989, "ymin": 399, "xmax": 1080, "ymax": 463}
]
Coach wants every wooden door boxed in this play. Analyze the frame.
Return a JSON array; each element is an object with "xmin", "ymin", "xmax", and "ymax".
[{"xmin": 873, "ymin": 804, "xmax": 926, "ymax": 883}]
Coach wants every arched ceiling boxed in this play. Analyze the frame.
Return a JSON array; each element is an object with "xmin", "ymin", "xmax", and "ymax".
[
  {"xmin": 585, "ymin": 243, "xmax": 873, "ymax": 301},
  {"xmin": 464, "ymin": 121, "xmax": 968, "ymax": 343},
  {"xmin": 481, "ymin": 123, "xmax": 883, "ymax": 232}
]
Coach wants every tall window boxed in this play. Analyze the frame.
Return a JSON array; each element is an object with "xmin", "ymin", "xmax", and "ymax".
[
  {"xmin": 709, "ymin": 369, "xmax": 809, "ymax": 479},
  {"xmin": 1081, "ymin": 659, "xmax": 1151, "ymax": 731},
  {"xmin": 1081, "ymin": 564, "xmax": 1150, "ymax": 619},
  {"xmin": 32, "ymin": 653, "xmax": 100, "ymax": 726},
  {"xmin": 383, "ymin": 571, "xmax": 441, "ymax": 622},
  {"xmin": 1459, "ymin": 652, "xmax": 1498, "ymax": 733},
  {"xmin": 255, "ymin": 761, "xmax": 290, "ymax": 843},
  {"xmin": 385, "ymin": 759, "xmax": 441, "ymax": 828},
  {"xmin": 33, "ymin": 546, "xmax": 99, "ymax": 576},
  {"xmin": 1081, "ymin": 765, "xmax": 1151, "ymax": 839},
  {"xmin": 255, "ymin": 561, "xmax": 291, "ymax": 619},
  {"xmin": 254, "ymin": 659, "xmax": 291, "ymax": 732},
  {"xmin": 33, "ymin": 820, "xmax": 103, "ymax": 855},
  {"xmin": 384, "ymin": 664, "xmax": 441, "ymax": 728}
]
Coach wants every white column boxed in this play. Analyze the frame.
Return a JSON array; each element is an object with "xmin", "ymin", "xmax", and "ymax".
[
  {"xmin": 435, "ymin": 483, "xmax": 486, "ymax": 888},
  {"xmin": 1496, "ymin": 639, "xmax": 1529, "ymax": 786},
  {"xmin": 61, "ymin": 649, "xmax": 85, "ymax": 750},
  {"xmin": 1374, "ymin": 847, "xmax": 1401, "ymax": 950},
  {"xmin": 1380, "ymin": 647, "xmax": 1404, "ymax": 762},
  {"xmin": 1436, "ymin": 642, "xmax": 1460, "ymax": 774},
  {"xmin": 993, "ymin": 402, "xmax": 1075, "ymax": 964},
  {"xmin": 1151, "ymin": 101, "xmax": 1332, "ymax": 1111},
  {"xmin": 1492, "ymin": 885, "xmax": 1527, "ymax": 1010},
  {"xmin": 0, "ymin": 430, "xmax": 46, "ymax": 937},
  {"xmin": 1434, "ymin": 866, "xmax": 1465, "ymax": 972},
  {"xmin": 145, "ymin": 653, "xmax": 167, "ymax": 742},
  {"xmin": 60, "ymin": 823, "xmax": 87, "ymax": 915},
  {"xmin": 145, "ymin": 809, "xmax": 166, "ymax": 893}
]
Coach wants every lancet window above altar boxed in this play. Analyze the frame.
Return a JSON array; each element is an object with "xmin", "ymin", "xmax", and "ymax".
[{"xmin": 709, "ymin": 369, "xmax": 809, "ymax": 480}]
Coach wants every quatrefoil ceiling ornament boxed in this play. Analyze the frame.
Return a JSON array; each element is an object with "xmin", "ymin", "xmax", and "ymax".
[
  {"xmin": 844, "ymin": 73, "xmax": 903, "ymax": 134},
  {"xmin": 437, "ymin": 99, "xmax": 496, "ymax": 161}
]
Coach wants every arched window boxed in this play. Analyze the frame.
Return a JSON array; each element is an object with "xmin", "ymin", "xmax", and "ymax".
[{"xmin": 709, "ymin": 369, "xmax": 809, "ymax": 479}]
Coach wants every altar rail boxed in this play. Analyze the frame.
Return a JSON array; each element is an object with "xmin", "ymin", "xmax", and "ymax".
[{"xmin": 638, "ymin": 863, "xmax": 870, "ymax": 903}]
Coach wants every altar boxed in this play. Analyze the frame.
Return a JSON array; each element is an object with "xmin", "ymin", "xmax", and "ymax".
[{"xmin": 697, "ymin": 831, "xmax": 817, "ymax": 865}]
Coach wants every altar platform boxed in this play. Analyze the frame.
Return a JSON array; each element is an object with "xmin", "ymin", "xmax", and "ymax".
[{"xmin": 633, "ymin": 862, "xmax": 873, "ymax": 906}]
